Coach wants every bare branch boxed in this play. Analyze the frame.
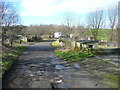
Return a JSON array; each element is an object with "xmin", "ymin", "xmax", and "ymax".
[{"xmin": 87, "ymin": 9, "xmax": 105, "ymax": 40}]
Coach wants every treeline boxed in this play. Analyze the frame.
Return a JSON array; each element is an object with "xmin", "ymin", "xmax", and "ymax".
[
  {"xmin": 22, "ymin": 24, "xmax": 118, "ymax": 43},
  {"xmin": 0, "ymin": 1, "xmax": 119, "ymax": 47},
  {"xmin": 22, "ymin": 24, "xmax": 86, "ymax": 39}
]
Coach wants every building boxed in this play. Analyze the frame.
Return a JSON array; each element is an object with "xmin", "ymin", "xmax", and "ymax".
[
  {"xmin": 75, "ymin": 40, "xmax": 116, "ymax": 50},
  {"xmin": 98, "ymin": 42, "xmax": 116, "ymax": 48},
  {"xmin": 17, "ymin": 35, "xmax": 28, "ymax": 42},
  {"xmin": 76, "ymin": 40, "xmax": 99, "ymax": 49},
  {"xmin": 54, "ymin": 32, "xmax": 62, "ymax": 38},
  {"xmin": 21, "ymin": 36, "xmax": 28, "ymax": 42}
]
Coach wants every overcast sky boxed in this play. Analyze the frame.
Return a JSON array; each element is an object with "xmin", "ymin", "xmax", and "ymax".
[{"xmin": 3, "ymin": 0, "xmax": 119, "ymax": 26}]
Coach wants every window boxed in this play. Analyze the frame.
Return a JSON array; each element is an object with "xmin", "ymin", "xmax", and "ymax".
[{"xmin": 89, "ymin": 45, "xmax": 93, "ymax": 48}]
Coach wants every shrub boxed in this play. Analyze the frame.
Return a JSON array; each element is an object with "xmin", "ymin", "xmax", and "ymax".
[{"xmin": 51, "ymin": 41, "xmax": 64, "ymax": 47}]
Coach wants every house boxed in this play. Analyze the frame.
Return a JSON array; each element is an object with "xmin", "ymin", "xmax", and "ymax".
[
  {"xmin": 75, "ymin": 39, "xmax": 117, "ymax": 49},
  {"xmin": 76, "ymin": 40, "xmax": 99, "ymax": 49},
  {"xmin": 98, "ymin": 42, "xmax": 116, "ymax": 48},
  {"xmin": 21, "ymin": 36, "xmax": 28, "ymax": 42},
  {"xmin": 54, "ymin": 32, "xmax": 62, "ymax": 38},
  {"xmin": 70, "ymin": 34, "xmax": 73, "ymax": 38},
  {"xmin": 17, "ymin": 35, "xmax": 28, "ymax": 42}
]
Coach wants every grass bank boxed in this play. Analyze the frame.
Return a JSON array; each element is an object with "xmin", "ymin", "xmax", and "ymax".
[
  {"xmin": 2, "ymin": 45, "xmax": 26, "ymax": 77},
  {"xmin": 86, "ymin": 29, "xmax": 110, "ymax": 40},
  {"xmin": 54, "ymin": 50, "xmax": 93, "ymax": 62}
]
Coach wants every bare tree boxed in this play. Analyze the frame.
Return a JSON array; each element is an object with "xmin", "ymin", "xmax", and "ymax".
[
  {"xmin": 0, "ymin": 1, "xmax": 20, "ymax": 46},
  {"xmin": 24, "ymin": 25, "xmax": 53, "ymax": 36},
  {"xmin": 74, "ymin": 25, "xmax": 86, "ymax": 39},
  {"xmin": 87, "ymin": 9, "xmax": 105, "ymax": 40},
  {"xmin": 108, "ymin": 5, "xmax": 118, "ymax": 42},
  {"xmin": 3, "ymin": 25, "xmax": 25, "ymax": 47},
  {"xmin": 63, "ymin": 12, "xmax": 75, "ymax": 36},
  {"xmin": 0, "ymin": 1, "xmax": 19, "ymax": 26},
  {"xmin": 118, "ymin": 1, "xmax": 120, "ymax": 29}
]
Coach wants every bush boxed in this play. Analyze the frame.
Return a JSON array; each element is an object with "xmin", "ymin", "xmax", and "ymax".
[{"xmin": 51, "ymin": 41, "xmax": 64, "ymax": 47}]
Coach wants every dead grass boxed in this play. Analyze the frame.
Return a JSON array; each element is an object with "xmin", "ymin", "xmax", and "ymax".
[
  {"xmin": 101, "ymin": 73, "xmax": 119, "ymax": 88},
  {"xmin": 77, "ymin": 57, "xmax": 119, "ymax": 88}
]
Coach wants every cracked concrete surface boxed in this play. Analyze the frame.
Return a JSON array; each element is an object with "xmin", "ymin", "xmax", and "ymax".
[{"xmin": 2, "ymin": 42, "xmax": 106, "ymax": 88}]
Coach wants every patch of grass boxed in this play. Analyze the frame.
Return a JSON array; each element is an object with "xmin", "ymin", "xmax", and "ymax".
[
  {"xmin": 51, "ymin": 41, "xmax": 64, "ymax": 47},
  {"xmin": 101, "ymin": 73, "xmax": 119, "ymax": 88},
  {"xmin": 54, "ymin": 50, "xmax": 93, "ymax": 62},
  {"xmin": 86, "ymin": 29, "xmax": 110, "ymax": 40},
  {"xmin": 2, "ymin": 45, "xmax": 26, "ymax": 76},
  {"xmin": 13, "ymin": 46, "xmax": 26, "ymax": 55}
]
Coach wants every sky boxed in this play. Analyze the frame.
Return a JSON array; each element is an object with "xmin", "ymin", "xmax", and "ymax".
[{"xmin": 2, "ymin": 0, "xmax": 120, "ymax": 26}]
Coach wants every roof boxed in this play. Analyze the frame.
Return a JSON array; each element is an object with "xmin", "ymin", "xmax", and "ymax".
[
  {"xmin": 54, "ymin": 32, "xmax": 62, "ymax": 33},
  {"xmin": 99, "ymin": 42, "xmax": 114, "ymax": 45},
  {"xmin": 76, "ymin": 40, "xmax": 99, "ymax": 44}
]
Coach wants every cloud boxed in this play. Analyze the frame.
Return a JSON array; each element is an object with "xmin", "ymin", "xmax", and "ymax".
[
  {"xmin": 20, "ymin": 0, "xmax": 58, "ymax": 16},
  {"xmin": 20, "ymin": 0, "xmax": 119, "ymax": 17},
  {"xmin": 0, "ymin": 0, "xmax": 22, "ymax": 2}
]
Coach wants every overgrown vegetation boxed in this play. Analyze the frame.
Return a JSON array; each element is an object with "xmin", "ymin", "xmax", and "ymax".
[
  {"xmin": 51, "ymin": 40, "xmax": 64, "ymax": 47},
  {"xmin": 101, "ymin": 73, "xmax": 119, "ymax": 88},
  {"xmin": 2, "ymin": 45, "xmax": 26, "ymax": 77},
  {"xmin": 54, "ymin": 50, "xmax": 93, "ymax": 62}
]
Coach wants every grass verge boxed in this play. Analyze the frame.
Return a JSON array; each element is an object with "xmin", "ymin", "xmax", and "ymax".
[
  {"xmin": 2, "ymin": 45, "xmax": 26, "ymax": 77},
  {"xmin": 54, "ymin": 50, "xmax": 93, "ymax": 62},
  {"xmin": 101, "ymin": 73, "xmax": 119, "ymax": 88}
]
